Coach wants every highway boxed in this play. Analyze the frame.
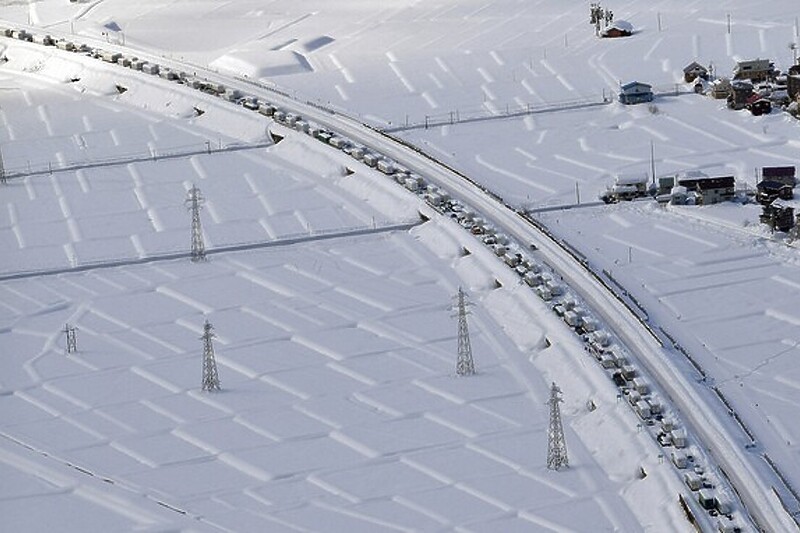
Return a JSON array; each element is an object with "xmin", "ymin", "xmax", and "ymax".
[
  {"xmin": 216, "ymin": 53, "xmax": 800, "ymax": 533},
  {"xmin": 3, "ymin": 24, "xmax": 797, "ymax": 531}
]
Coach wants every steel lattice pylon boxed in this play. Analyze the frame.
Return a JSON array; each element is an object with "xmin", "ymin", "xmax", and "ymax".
[
  {"xmin": 547, "ymin": 382, "xmax": 569, "ymax": 470},
  {"xmin": 185, "ymin": 184, "xmax": 207, "ymax": 262},
  {"xmin": 201, "ymin": 320, "xmax": 221, "ymax": 392},
  {"xmin": 63, "ymin": 323, "xmax": 78, "ymax": 354},
  {"xmin": 454, "ymin": 287, "xmax": 476, "ymax": 376}
]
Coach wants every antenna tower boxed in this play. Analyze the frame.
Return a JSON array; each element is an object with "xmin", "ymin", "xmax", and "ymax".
[
  {"xmin": 63, "ymin": 323, "xmax": 78, "ymax": 354},
  {"xmin": 201, "ymin": 320, "xmax": 221, "ymax": 392},
  {"xmin": 185, "ymin": 184, "xmax": 207, "ymax": 262},
  {"xmin": 454, "ymin": 287, "xmax": 476, "ymax": 376},
  {"xmin": 547, "ymin": 382, "xmax": 569, "ymax": 470}
]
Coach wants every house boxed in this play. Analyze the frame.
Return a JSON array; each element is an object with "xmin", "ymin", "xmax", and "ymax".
[
  {"xmin": 657, "ymin": 175, "xmax": 676, "ymax": 196},
  {"xmin": 760, "ymin": 201, "xmax": 795, "ymax": 232},
  {"xmin": 789, "ymin": 75, "xmax": 800, "ymax": 100},
  {"xmin": 600, "ymin": 173, "xmax": 650, "ymax": 202},
  {"xmin": 756, "ymin": 180, "xmax": 794, "ymax": 204},
  {"xmin": 758, "ymin": 165, "xmax": 796, "ymax": 204},
  {"xmin": 601, "ymin": 20, "xmax": 634, "ymax": 38},
  {"xmin": 618, "ymin": 81, "xmax": 654, "ymax": 104},
  {"xmin": 787, "ymin": 66, "xmax": 800, "ymax": 100},
  {"xmin": 710, "ymin": 78, "xmax": 732, "ymax": 99},
  {"xmin": 733, "ymin": 58, "xmax": 775, "ymax": 82},
  {"xmin": 676, "ymin": 171, "xmax": 735, "ymax": 204},
  {"xmin": 668, "ymin": 185, "xmax": 689, "ymax": 205},
  {"xmin": 746, "ymin": 95, "xmax": 772, "ymax": 116},
  {"xmin": 727, "ymin": 80, "xmax": 753, "ymax": 110},
  {"xmin": 683, "ymin": 61, "xmax": 709, "ymax": 83},
  {"xmin": 762, "ymin": 166, "xmax": 796, "ymax": 186}
]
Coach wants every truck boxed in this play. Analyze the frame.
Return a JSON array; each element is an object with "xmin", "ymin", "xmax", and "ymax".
[
  {"xmin": 634, "ymin": 400, "xmax": 651, "ymax": 420},
  {"xmin": 55, "ymin": 40, "xmax": 76, "ymax": 52},
  {"xmin": 671, "ymin": 429, "xmax": 687, "ymax": 448},
  {"xmin": 362, "ymin": 153, "xmax": 380, "ymax": 167},
  {"xmin": 377, "ymin": 158, "xmax": 396, "ymax": 174},
  {"xmin": 141, "ymin": 63, "xmax": 160, "ymax": 75},
  {"xmin": 100, "ymin": 51, "xmax": 122, "ymax": 63},
  {"xmin": 258, "ymin": 103, "xmax": 277, "ymax": 117}
]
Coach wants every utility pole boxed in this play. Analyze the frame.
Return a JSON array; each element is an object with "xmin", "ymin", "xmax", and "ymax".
[
  {"xmin": 547, "ymin": 382, "xmax": 569, "ymax": 470},
  {"xmin": 453, "ymin": 287, "xmax": 476, "ymax": 376},
  {"xmin": 63, "ymin": 323, "xmax": 78, "ymax": 354},
  {"xmin": 650, "ymin": 140, "xmax": 656, "ymax": 188},
  {"xmin": 185, "ymin": 184, "xmax": 207, "ymax": 262},
  {"xmin": 200, "ymin": 320, "xmax": 221, "ymax": 392},
  {"xmin": 0, "ymin": 144, "xmax": 6, "ymax": 185}
]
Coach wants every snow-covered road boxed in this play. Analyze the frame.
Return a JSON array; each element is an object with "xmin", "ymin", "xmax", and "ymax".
[
  {"xmin": 313, "ymin": 110, "xmax": 796, "ymax": 532},
  {"xmin": 3, "ymin": 20, "xmax": 798, "ymax": 530},
  {"xmin": 132, "ymin": 37, "xmax": 798, "ymax": 530},
  {"xmin": 192, "ymin": 57, "xmax": 799, "ymax": 533}
]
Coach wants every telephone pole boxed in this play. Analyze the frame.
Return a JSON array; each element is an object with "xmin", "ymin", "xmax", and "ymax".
[
  {"xmin": 650, "ymin": 140, "xmax": 657, "ymax": 187},
  {"xmin": 454, "ymin": 287, "xmax": 476, "ymax": 376},
  {"xmin": 200, "ymin": 320, "xmax": 220, "ymax": 392},
  {"xmin": 185, "ymin": 184, "xmax": 207, "ymax": 262},
  {"xmin": 547, "ymin": 382, "xmax": 569, "ymax": 470},
  {"xmin": 0, "ymin": 144, "xmax": 6, "ymax": 185}
]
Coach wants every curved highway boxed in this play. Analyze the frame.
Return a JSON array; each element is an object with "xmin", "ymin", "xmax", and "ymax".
[{"xmin": 2, "ymin": 22, "xmax": 797, "ymax": 531}]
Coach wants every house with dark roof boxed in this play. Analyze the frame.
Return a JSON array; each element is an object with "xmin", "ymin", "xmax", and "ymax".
[
  {"xmin": 676, "ymin": 171, "xmax": 735, "ymax": 204},
  {"xmin": 746, "ymin": 94, "xmax": 772, "ymax": 116},
  {"xmin": 618, "ymin": 81, "xmax": 653, "ymax": 104},
  {"xmin": 789, "ymin": 64, "xmax": 800, "ymax": 100},
  {"xmin": 757, "ymin": 166, "xmax": 796, "ymax": 204},
  {"xmin": 762, "ymin": 166, "xmax": 796, "ymax": 185},
  {"xmin": 757, "ymin": 181, "xmax": 794, "ymax": 205},
  {"xmin": 727, "ymin": 80, "xmax": 753, "ymax": 110},
  {"xmin": 760, "ymin": 200, "xmax": 795, "ymax": 232}
]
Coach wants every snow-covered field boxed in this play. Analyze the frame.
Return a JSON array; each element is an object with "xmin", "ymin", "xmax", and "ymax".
[
  {"xmin": 0, "ymin": 39, "xmax": 691, "ymax": 533},
  {"xmin": 1, "ymin": 0, "xmax": 800, "ymax": 531}
]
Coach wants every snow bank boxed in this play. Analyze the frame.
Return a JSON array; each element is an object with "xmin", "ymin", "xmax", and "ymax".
[
  {"xmin": 336, "ymin": 170, "xmax": 422, "ymax": 223},
  {"xmin": 210, "ymin": 47, "xmax": 312, "ymax": 80},
  {"xmin": 269, "ymin": 127, "xmax": 347, "ymax": 178}
]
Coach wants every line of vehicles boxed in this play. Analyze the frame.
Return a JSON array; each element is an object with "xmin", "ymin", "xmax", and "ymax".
[{"xmin": 0, "ymin": 25, "xmax": 747, "ymax": 532}]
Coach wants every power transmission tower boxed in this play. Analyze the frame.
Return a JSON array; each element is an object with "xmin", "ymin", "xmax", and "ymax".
[
  {"xmin": 63, "ymin": 323, "xmax": 78, "ymax": 354},
  {"xmin": 200, "ymin": 320, "xmax": 220, "ymax": 392},
  {"xmin": 185, "ymin": 184, "xmax": 207, "ymax": 262},
  {"xmin": 547, "ymin": 382, "xmax": 569, "ymax": 470},
  {"xmin": 453, "ymin": 287, "xmax": 476, "ymax": 376}
]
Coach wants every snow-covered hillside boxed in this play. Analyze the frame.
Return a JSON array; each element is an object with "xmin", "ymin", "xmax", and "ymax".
[{"xmin": 1, "ymin": 1, "xmax": 799, "ymax": 531}]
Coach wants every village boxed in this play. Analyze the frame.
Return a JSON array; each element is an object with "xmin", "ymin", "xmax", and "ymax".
[
  {"xmin": 588, "ymin": 6, "xmax": 800, "ymax": 238},
  {"xmin": 600, "ymin": 164, "xmax": 798, "ymax": 236},
  {"xmin": 590, "ymin": 3, "xmax": 800, "ymax": 116}
]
